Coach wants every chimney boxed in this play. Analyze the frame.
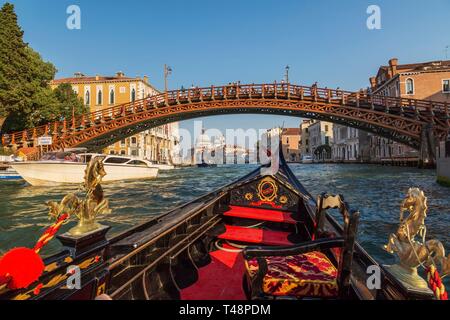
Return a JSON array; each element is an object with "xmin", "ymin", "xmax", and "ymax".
[
  {"xmin": 95, "ymin": 75, "xmax": 100, "ymax": 81},
  {"xmin": 116, "ymin": 71, "xmax": 125, "ymax": 78},
  {"xmin": 143, "ymin": 75, "xmax": 149, "ymax": 83},
  {"xmin": 369, "ymin": 77, "xmax": 377, "ymax": 89},
  {"xmin": 389, "ymin": 58, "xmax": 398, "ymax": 76}
]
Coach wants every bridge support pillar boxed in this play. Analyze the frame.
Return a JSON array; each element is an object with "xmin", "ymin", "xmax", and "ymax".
[{"xmin": 418, "ymin": 124, "xmax": 436, "ymax": 169}]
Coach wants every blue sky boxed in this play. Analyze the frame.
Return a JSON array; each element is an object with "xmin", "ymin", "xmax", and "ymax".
[{"xmin": 3, "ymin": 0, "xmax": 450, "ymax": 133}]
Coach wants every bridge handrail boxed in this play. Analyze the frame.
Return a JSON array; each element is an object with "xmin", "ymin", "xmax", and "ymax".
[{"xmin": 1, "ymin": 83, "xmax": 448, "ymax": 147}]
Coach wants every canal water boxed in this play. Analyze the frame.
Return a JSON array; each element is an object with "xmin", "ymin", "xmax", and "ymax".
[{"xmin": 0, "ymin": 164, "xmax": 449, "ymax": 281}]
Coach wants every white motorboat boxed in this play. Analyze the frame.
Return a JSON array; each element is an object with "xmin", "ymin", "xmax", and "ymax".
[
  {"xmin": 301, "ymin": 155, "xmax": 314, "ymax": 164},
  {"xmin": 12, "ymin": 152, "xmax": 159, "ymax": 186},
  {"xmin": 148, "ymin": 162, "xmax": 175, "ymax": 170}
]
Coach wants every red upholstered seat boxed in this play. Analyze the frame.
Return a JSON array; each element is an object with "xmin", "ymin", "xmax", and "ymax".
[
  {"xmin": 223, "ymin": 206, "xmax": 298, "ymax": 224},
  {"xmin": 245, "ymin": 251, "xmax": 338, "ymax": 298},
  {"xmin": 218, "ymin": 225, "xmax": 293, "ymax": 246}
]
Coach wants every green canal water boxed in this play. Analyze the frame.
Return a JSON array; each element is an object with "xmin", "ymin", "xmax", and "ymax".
[{"xmin": 0, "ymin": 164, "xmax": 449, "ymax": 276}]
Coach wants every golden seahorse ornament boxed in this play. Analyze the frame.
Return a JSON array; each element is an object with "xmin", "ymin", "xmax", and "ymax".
[
  {"xmin": 384, "ymin": 188, "xmax": 449, "ymax": 278},
  {"xmin": 47, "ymin": 156, "xmax": 111, "ymax": 236}
]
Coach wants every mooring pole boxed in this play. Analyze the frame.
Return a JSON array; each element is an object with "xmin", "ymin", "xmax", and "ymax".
[{"xmin": 419, "ymin": 124, "xmax": 436, "ymax": 169}]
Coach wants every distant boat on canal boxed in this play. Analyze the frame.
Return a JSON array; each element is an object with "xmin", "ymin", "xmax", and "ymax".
[
  {"xmin": 0, "ymin": 166, "xmax": 22, "ymax": 180},
  {"xmin": 11, "ymin": 151, "xmax": 159, "ymax": 186},
  {"xmin": 196, "ymin": 161, "xmax": 217, "ymax": 168},
  {"xmin": 301, "ymin": 155, "xmax": 314, "ymax": 164}
]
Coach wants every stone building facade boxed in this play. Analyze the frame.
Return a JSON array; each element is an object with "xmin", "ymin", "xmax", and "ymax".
[
  {"xmin": 281, "ymin": 128, "xmax": 301, "ymax": 162},
  {"xmin": 332, "ymin": 124, "xmax": 370, "ymax": 162},
  {"xmin": 367, "ymin": 58, "xmax": 450, "ymax": 162},
  {"xmin": 309, "ymin": 121, "xmax": 333, "ymax": 161},
  {"xmin": 50, "ymin": 72, "xmax": 180, "ymax": 164},
  {"xmin": 299, "ymin": 120, "xmax": 313, "ymax": 158}
]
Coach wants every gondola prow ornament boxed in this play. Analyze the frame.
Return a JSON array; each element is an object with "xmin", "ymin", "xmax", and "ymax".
[
  {"xmin": 47, "ymin": 156, "xmax": 111, "ymax": 236},
  {"xmin": 384, "ymin": 188, "xmax": 449, "ymax": 299},
  {"xmin": 0, "ymin": 156, "xmax": 111, "ymax": 292}
]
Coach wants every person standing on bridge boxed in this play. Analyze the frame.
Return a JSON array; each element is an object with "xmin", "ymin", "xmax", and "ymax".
[{"xmin": 312, "ymin": 82, "xmax": 318, "ymax": 97}]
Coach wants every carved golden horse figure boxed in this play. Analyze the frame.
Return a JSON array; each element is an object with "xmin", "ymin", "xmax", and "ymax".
[
  {"xmin": 384, "ymin": 188, "xmax": 449, "ymax": 288},
  {"xmin": 47, "ymin": 156, "xmax": 111, "ymax": 236}
]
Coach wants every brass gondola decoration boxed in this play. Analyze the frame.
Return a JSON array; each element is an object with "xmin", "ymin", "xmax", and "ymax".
[
  {"xmin": 0, "ymin": 157, "xmax": 111, "ymax": 295},
  {"xmin": 47, "ymin": 156, "xmax": 111, "ymax": 236},
  {"xmin": 384, "ymin": 188, "xmax": 449, "ymax": 291}
]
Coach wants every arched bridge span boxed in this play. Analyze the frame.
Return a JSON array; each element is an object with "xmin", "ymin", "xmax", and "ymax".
[{"xmin": 2, "ymin": 83, "xmax": 449, "ymax": 153}]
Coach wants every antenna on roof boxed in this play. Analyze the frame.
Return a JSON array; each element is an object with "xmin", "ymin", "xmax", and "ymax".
[{"xmin": 445, "ymin": 45, "xmax": 449, "ymax": 60}]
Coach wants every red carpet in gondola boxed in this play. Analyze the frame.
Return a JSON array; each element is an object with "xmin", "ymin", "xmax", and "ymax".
[
  {"xmin": 218, "ymin": 225, "xmax": 293, "ymax": 246},
  {"xmin": 223, "ymin": 206, "xmax": 297, "ymax": 224},
  {"xmin": 180, "ymin": 244, "xmax": 246, "ymax": 300}
]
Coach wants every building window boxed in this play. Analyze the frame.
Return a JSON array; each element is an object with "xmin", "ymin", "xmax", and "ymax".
[
  {"xmin": 85, "ymin": 90, "xmax": 90, "ymax": 106},
  {"xmin": 109, "ymin": 89, "xmax": 115, "ymax": 104},
  {"xmin": 97, "ymin": 89, "xmax": 103, "ymax": 105},
  {"xmin": 443, "ymin": 80, "xmax": 450, "ymax": 93},
  {"xmin": 120, "ymin": 150, "xmax": 126, "ymax": 155},
  {"xmin": 120, "ymin": 139, "xmax": 126, "ymax": 147},
  {"xmin": 131, "ymin": 88, "xmax": 136, "ymax": 102},
  {"xmin": 325, "ymin": 125, "xmax": 329, "ymax": 132},
  {"xmin": 406, "ymin": 78, "xmax": 414, "ymax": 95},
  {"xmin": 131, "ymin": 137, "xmax": 137, "ymax": 145}
]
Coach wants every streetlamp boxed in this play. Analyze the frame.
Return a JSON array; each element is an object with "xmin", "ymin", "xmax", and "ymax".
[
  {"xmin": 164, "ymin": 64, "xmax": 172, "ymax": 92},
  {"xmin": 285, "ymin": 65, "xmax": 290, "ymax": 83}
]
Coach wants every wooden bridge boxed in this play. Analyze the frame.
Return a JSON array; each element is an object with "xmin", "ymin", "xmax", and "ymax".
[{"xmin": 1, "ymin": 83, "xmax": 449, "ymax": 159}]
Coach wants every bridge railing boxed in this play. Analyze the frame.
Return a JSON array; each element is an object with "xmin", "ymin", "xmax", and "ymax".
[{"xmin": 1, "ymin": 83, "xmax": 448, "ymax": 148}]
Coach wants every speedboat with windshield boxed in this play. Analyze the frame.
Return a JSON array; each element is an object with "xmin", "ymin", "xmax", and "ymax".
[{"xmin": 11, "ymin": 151, "xmax": 159, "ymax": 186}]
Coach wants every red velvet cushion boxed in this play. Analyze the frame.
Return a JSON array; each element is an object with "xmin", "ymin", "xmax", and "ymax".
[{"xmin": 245, "ymin": 251, "xmax": 338, "ymax": 298}]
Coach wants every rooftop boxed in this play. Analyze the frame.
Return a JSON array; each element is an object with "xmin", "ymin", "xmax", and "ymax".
[
  {"xmin": 50, "ymin": 72, "xmax": 148, "ymax": 85},
  {"xmin": 371, "ymin": 58, "xmax": 450, "ymax": 90},
  {"xmin": 380, "ymin": 59, "xmax": 450, "ymax": 73},
  {"xmin": 282, "ymin": 128, "xmax": 300, "ymax": 135}
]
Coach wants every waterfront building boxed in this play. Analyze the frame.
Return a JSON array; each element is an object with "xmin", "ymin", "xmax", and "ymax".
[
  {"xmin": 332, "ymin": 125, "xmax": 370, "ymax": 162},
  {"xmin": 367, "ymin": 58, "xmax": 450, "ymax": 162},
  {"xmin": 281, "ymin": 128, "xmax": 301, "ymax": 162},
  {"xmin": 368, "ymin": 135, "xmax": 418, "ymax": 163},
  {"xmin": 369, "ymin": 58, "xmax": 450, "ymax": 102},
  {"xmin": 189, "ymin": 129, "xmax": 212, "ymax": 164},
  {"xmin": 299, "ymin": 120, "xmax": 313, "ymax": 157},
  {"xmin": 255, "ymin": 128, "xmax": 283, "ymax": 164},
  {"xmin": 309, "ymin": 121, "xmax": 333, "ymax": 162},
  {"xmin": 220, "ymin": 144, "xmax": 249, "ymax": 164},
  {"xmin": 211, "ymin": 136, "xmax": 252, "ymax": 164},
  {"xmin": 50, "ymin": 72, "xmax": 180, "ymax": 164},
  {"xmin": 186, "ymin": 131, "xmax": 251, "ymax": 165}
]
